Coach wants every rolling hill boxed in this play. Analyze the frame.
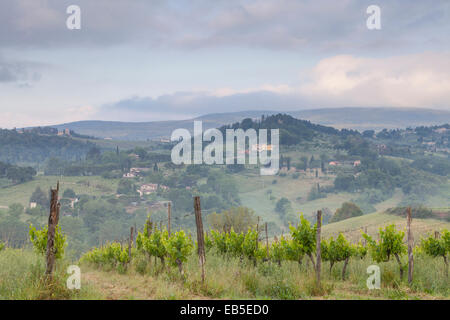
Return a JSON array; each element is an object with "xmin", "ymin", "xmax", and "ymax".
[{"xmin": 49, "ymin": 107, "xmax": 450, "ymax": 141}]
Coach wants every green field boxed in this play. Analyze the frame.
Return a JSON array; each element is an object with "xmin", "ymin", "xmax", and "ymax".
[
  {"xmin": 322, "ymin": 212, "xmax": 450, "ymax": 243},
  {"xmin": 236, "ymin": 170, "xmax": 376, "ymax": 228},
  {"xmin": 0, "ymin": 176, "xmax": 119, "ymax": 209}
]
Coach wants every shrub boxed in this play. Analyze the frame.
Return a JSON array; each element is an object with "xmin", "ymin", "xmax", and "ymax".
[
  {"xmin": 289, "ymin": 214, "xmax": 316, "ymax": 268},
  {"xmin": 166, "ymin": 230, "xmax": 193, "ymax": 275},
  {"xmin": 321, "ymin": 233, "xmax": 353, "ymax": 279},
  {"xmin": 420, "ymin": 229, "xmax": 449, "ymax": 277},
  {"xmin": 363, "ymin": 225, "xmax": 407, "ymax": 279},
  {"xmin": 331, "ymin": 202, "xmax": 363, "ymax": 222},
  {"xmin": 29, "ymin": 225, "xmax": 67, "ymax": 260}
]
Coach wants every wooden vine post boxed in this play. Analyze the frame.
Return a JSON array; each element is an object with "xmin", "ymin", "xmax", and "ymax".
[
  {"xmin": 265, "ymin": 222, "xmax": 269, "ymax": 258},
  {"xmin": 407, "ymin": 207, "xmax": 414, "ymax": 285},
  {"xmin": 256, "ymin": 216, "xmax": 260, "ymax": 235},
  {"xmin": 128, "ymin": 226, "xmax": 134, "ymax": 261},
  {"xmin": 46, "ymin": 182, "xmax": 60, "ymax": 279},
  {"xmin": 168, "ymin": 202, "xmax": 172, "ymax": 236},
  {"xmin": 194, "ymin": 196, "xmax": 206, "ymax": 284},
  {"xmin": 146, "ymin": 218, "xmax": 152, "ymax": 237},
  {"xmin": 315, "ymin": 210, "xmax": 322, "ymax": 286},
  {"xmin": 363, "ymin": 226, "xmax": 368, "ymax": 247}
]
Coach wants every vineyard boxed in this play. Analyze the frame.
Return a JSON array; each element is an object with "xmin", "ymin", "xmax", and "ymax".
[
  {"xmin": 0, "ymin": 190, "xmax": 449, "ymax": 300},
  {"xmin": 79, "ymin": 213, "xmax": 449, "ymax": 291}
]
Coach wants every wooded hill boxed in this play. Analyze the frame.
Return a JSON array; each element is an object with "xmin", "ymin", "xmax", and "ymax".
[{"xmin": 0, "ymin": 129, "xmax": 96, "ymax": 165}]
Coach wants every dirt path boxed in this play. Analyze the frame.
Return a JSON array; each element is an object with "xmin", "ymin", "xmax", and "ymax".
[{"xmin": 82, "ymin": 269, "xmax": 209, "ymax": 300}]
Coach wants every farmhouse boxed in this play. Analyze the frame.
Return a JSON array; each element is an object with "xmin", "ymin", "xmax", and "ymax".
[
  {"xmin": 251, "ymin": 144, "xmax": 272, "ymax": 152},
  {"xmin": 123, "ymin": 172, "xmax": 136, "ymax": 178},
  {"xmin": 140, "ymin": 183, "xmax": 158, "ymax": 195}
]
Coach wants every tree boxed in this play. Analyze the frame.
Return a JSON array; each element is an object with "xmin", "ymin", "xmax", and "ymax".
[
  {"xmin": 8, "ymin": 203, "xmax": 24, "ymax": 216},
  {"xmin": 86, "ymin": 146, "xmax": 101, "ymax": 161},
  {"xmin": 208, "ymin": 207, "xmax": 257, "ymax": 234},
  {"xmin": 275, "ymin": 198, "xmax": 292, "ymax": 217},
  {"xmin": 117, "ymin": 179, "xmax": 137, "ymax": 195},
  {"xmin": 44, "ymin": 158, "xmax": 66, "ymax": 176},
  {"xmin": 321, "ymin": 161, "xmax": 326, "ymax": 174},
  {"xmin": 26, "ymin": 206, "xmax": 46, "ymax": 217},
  {"xmin": 30, "ymin": 186, "xmax": 49, "ymax": 209},
  {"xmin": 297, "ymin": 156, "xmax": 308, "ymax": 171},
  {"xmin": 80, "ymin": 199, "xmax": 127, "ymax": 234},
  {"xmin": 334, "ymin": 174, "xmax": 356, "ymax": 192},
  {"xmin": 0, "ymin": 215, "xmax": 28, "ymax": 246},
  {"xmin": 6, "ymin": 166, "xmax": 35, "ymax": 183},
  {"xmin": 307, "ymin": 184, "xmax": 325, "ymax": 201},
  {"xmin": 331, "ymin": 202, "xmax": 363, "ymax": 223},
  {"xmin": 363, "ymin": 130, "xmax": 375, "ymax": 138},
  {"xmin": 63, "ymin": 188, "xmax": 76, "ymax": 199}
]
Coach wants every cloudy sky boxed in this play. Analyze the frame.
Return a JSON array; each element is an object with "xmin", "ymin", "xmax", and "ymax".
[{"xmin": 0, "ymin": 0, "xmax": 449, "ymax": 128}]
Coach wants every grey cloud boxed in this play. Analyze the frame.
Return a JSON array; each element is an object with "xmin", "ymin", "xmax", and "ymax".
[
  {"xmin": 0, "ymin": 57, "xmax": 43, "ymax": 85},
  {"xmin": 0, "ymin": 0, "xmax": 448, "ymax": 53},
  {"xmin": 100, "ymin": 90, "xmax": 310, "ymax": 121}
]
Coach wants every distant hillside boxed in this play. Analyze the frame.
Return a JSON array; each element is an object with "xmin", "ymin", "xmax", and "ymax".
[
  {"xmin": 50, "ymin": 107, "xmax": 450, "ymax": 141},
  {"xmin": 52, "ymin": 112, "xmax": 273, "ymax": 141},
  {"xmin": 0, "ymin": 129, "xmax": 95, "ymax": 165},
  {"xmin": 219, "ymin": 113, "xmax": 358, "ymax": 146},
  {"xmin": 290, "ymin": 107, "xmax": 450, "ymax": 131}
]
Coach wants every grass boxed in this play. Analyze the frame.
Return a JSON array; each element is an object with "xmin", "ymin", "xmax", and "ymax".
[
  {"xmin": 0, "ymin": 248, "xmax": 100, "ymax": 299},
  {"xmin": 1, "ymin": 229, "xmax": 448, "ymax": 300},
  {"xmin": 79, "ymin": 249, "xmax": 449, "ymax": 300},
  {"xmin": 0, "ymin": 175, "xmax": 119, "ymax": 208},
  {"xmin": 235, "ymin": 170, "xmax": 353, "ymax": 226},
  {"xmin": 423, "ymin": 180, "xmax": 450, "ymax": 208},
  {"xmin": 322, "ymin": 212, "xmax": 450, "ymax": 243}
]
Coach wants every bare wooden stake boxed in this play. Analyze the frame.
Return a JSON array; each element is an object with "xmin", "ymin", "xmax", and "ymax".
[
  {"xmin": 435, "ymin": 231, "xmax": 440, "ymax": 239},
  {"xmin": 315, "ymin": 210, "xmax": 322, "ymax": 286},
  {"xmin": 265, "ymin": 222, "xmax": 269, "ymax": 258},
  {"xmin": 194, "ymin": 196, "xmax": 206, "ymax": 284},
  {"xmin": 256, "ymin": 216, "xmax": 260, "ymax": 237},
  {"xmin": 407, "ymin": 207, "xmax": 414, "ymax": 285},
  {"xmin": 168, "ymin": 202, "xmax": 172, "ymax": 236},
  {"xmin": 46, "ymin": 182, "xmax": 60, "ymax": 278},
  {"xmin": 146, "ymin": 218, "xmax": 152, "ymax": 237},
  {"xmin": 364, "ymin": 226, "xmax": 368, "ymax": 247},
  {"xmin": 128, "ymin": 226, "xmax": 134, "ymax": 261}
]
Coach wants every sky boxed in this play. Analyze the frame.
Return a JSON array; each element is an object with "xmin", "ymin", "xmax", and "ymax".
[{"xmin": 0, "ymin": 0, "xmax": 449, "ymax": 128}]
